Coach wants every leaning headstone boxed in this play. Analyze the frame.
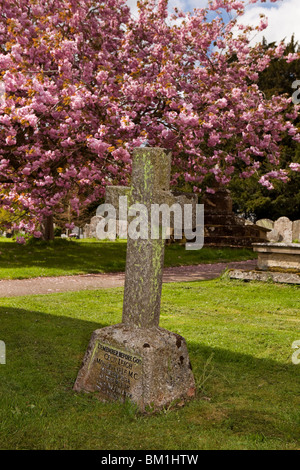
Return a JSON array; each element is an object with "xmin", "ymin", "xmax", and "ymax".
[
  {"xmin": 292, "ymin": 220, "xmax": 300, "ymax": 242},
  {"xmin": 267, "ymin": 229, "xmax": 280, "ymax": 242},
  {"xmin": 256, "ymin": 219, "xmax": 274, "ymax": 230},
  {"xmin": 74, "ymin": 148, "xmax": 196, "ymax": 412},
  {"xmin": 274, "ymin": 217, "xmax": 293, "ymax": 243}
]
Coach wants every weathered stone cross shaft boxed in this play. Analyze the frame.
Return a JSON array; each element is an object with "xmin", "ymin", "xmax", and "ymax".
[{"xmin": 106, "ymin": 147, "xmax": 192, "ymax": 329}]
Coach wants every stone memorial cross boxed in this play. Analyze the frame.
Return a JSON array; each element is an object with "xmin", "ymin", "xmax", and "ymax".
[{"xmin": 74, "ymin": 148, "xmax": 196, "ymax": 412}]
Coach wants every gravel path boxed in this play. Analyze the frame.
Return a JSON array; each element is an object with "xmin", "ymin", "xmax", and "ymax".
[{"xmin": 0, "ymin": 259, "xmax": 256, "ymax": 298}]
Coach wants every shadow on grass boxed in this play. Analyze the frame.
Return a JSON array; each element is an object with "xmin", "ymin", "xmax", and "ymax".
[
  {"xmin": 0, "ymin": 305, "xmax": 299, "ymax": 449},
  {"xmin": 0, "ymin": 306, "xmax": 299, "ymax": 398}
]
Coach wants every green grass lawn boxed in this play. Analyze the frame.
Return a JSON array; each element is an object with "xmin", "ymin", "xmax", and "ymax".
[
  {"xmin": 0, "ymin": 278, "xmax": 299, "ymax": 450},
  {"xmin": 0, "ymin": 237, "xmax": 256, "ymax": 280}
]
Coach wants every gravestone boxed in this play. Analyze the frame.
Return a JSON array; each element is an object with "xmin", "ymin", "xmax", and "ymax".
[
  {"xmin": 69, "ymin": 226, "xmax": 80, "ymax": 238},
  {"xmin": 256, "ymin": 219, "xmax": 274, "ymax": 231},
  {"xmin": 274, "ymin": 217, "xmax": 293, "ymax": 243},
  {"xmin": 74, "ymin": 148, "xmax": 196, "ymax": 412},
  {"xmin": 292, "ymin": 220, "xmax": 300, "ymax": 242}
]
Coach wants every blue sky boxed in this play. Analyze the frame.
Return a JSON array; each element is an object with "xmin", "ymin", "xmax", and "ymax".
[{"xmin": 127, "ymin": 0, "xmax": 300, "ymax": 45}]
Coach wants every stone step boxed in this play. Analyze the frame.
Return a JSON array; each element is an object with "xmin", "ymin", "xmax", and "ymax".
[
  {"xmin": 204, "ymin": 214, "xmax": 244, "ymax": 225},
  {"xmin": 205, "ymin": 225, "xmax": 262, "ymax": 238},
  {"xmin": 204, "ymin": 235, "xmax": 266, "ymax": 247}
]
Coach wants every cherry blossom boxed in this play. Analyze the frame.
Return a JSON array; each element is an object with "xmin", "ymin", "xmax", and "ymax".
[{"xmin": 0, "ymin": 0, "xmax": 299, "ymax": 237}]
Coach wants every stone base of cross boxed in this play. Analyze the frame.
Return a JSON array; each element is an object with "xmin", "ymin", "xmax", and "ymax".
[
  {"xmin": 74, "ymin": 148, "xmax": 196, "ymax": 412},
  {"xmin": 73, "ymin": 324, "xmax": 195, "ymax": 412}
]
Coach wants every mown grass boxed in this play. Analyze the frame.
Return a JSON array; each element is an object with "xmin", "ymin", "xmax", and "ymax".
[
  {"xmin": 0, "ymin": 238, "xmax": 256, "ymax": 280},
  {"xmin": 0, "ymin": 278, "xmax": 299, "ymax": 450}
]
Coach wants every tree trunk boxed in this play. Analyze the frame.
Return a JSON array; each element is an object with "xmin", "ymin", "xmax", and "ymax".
[{"xmin": 41, "ymin": 215, "xmax": 54, "ymax": 241}]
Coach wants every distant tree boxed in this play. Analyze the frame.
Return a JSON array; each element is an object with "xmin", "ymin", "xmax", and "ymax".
[
  {"xmin": 230, "ymin": 36, "xmax": 300, "ymax": 221},
  {"xmin": 0, "ymin": 207, "xmax": 13, "ymax": 228},
  {"xmin": 258, "ymin": 35, "xmax": 300, "ymax": 99}
]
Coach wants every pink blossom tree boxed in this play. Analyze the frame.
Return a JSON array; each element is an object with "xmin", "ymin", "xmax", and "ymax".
[
  {"xmin": 0, "ymin": 0, "xmax": 299, "ymax": 239},
  {"xmin": 0, "ymin": 0, "xmax": 132, "ymax": 238}
]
